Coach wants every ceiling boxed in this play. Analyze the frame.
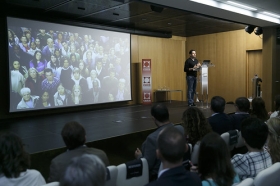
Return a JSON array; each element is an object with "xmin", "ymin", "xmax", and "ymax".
[{"xmin": 3, "ymin": 0, "xmax": 278, "ymax": 38}]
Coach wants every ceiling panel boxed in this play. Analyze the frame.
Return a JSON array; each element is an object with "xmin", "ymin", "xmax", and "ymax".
[{"xmin": 4, "ymin": 0, "xmax": 248, "ymax": 38}]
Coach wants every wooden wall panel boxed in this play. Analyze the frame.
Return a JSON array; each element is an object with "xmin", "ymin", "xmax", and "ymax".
[
  {"xmin": 137, "ymin": 36, "xmax": 186, "ymax": 102},
  {"xmin": 246, "ymin": 32, "xmax": 263, "ymax": 50},
  {"xmin": 186, "ymin": 30, "xmax": 248, "ymax": 103}
]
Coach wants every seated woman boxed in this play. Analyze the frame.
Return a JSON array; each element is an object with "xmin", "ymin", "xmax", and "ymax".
[
  {"xmin": 78, "ymin": 60, "xmax": 89, "ymax": 78},
  {"xmin": 71, "ymin": 84, "xmax": 84, "ymax": 105},
  {"xmin": 29, "ymin": 50, "xmax": 47, "ymax": 77},
  {"xmin": 11, "ymin": 60, "xmax": 27, "ymax": 95},
  {"xmin": 17, "ymin": 87, "xmax": 39, "ymax": 110},
  {"xmin": 54, "ymin": 83, "xmax": 72, "ymax": 106},
  {"xmin": 268, "ymin": 95, "xmax": 280, "ymax": 118},
  {"xmin": 25, "ymin": 67, "xmax": 44, "ymax": 97},
  {"xmin": 198, "ymin": 132, "xmax": 240, "ymax": 186},
  {"xmin": 266, "ymin": 117, "xmax": 280, "ymax": 163},
  {"xmin": 35, "ymin": 91, "xmax": 52, "ymax": 109},
  {"xmin": 0, "ymin": 133, "xmax": 46, "ymax": 185},
  {"xmin": 251, "ymin": 97, "xmax": 269, "ymax": 122},
  {"xmin": 182, "ymin": 107, "xmax": 212, "ymax": 146},
  {"xmin": 47, "ymin": 55, "xmax": 60, "ymax": 79}
]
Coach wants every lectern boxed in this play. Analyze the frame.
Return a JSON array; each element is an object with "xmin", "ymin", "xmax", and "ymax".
[{"xmin": 196, "ymin": 60, "xmax": 214, "ymax": 108}]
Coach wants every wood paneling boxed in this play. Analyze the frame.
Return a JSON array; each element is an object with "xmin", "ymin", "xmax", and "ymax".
[
  {"xmin": 186, "ymin": 30, "xmax": 247, "ymax": 103},
  {"xmin": 246, "ymin": 32, "xmax": 263, "ymax": 50},
  {"xmin": 136, "ymin": 36, "xmax": 186, "ymax": 102}
]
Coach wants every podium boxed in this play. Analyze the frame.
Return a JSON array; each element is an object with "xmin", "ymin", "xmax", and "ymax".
[{"xmin": 195, "ymin": 61, "xmax": 215, "ymax": 108}]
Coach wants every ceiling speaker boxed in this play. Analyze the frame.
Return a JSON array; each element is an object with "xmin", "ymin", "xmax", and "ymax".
[
  {"xmin": 245, "ymin": 25, "xmax": 256, "ymax": 34},
  {"xmin": 150, "ymin": 5, "xmax": 164, "ymax": 13}
]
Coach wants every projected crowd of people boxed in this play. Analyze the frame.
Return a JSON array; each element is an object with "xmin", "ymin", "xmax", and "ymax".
[{"xmin": 8, "ymin": 18, "xmax": 131, "ymax": 112}]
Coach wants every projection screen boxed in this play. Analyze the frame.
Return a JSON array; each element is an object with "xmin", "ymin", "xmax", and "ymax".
[{"xmin": 7, "ymin": 17, "xmax": 131, "ymax": 112}]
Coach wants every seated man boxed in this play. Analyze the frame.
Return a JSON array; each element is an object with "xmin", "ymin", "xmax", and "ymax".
[
  {"xmin": 134, "ymin": 103, "xmax": 184, "ymax": 181},
  {"xmin": 229, "ymin": 97, "xmax": 250, "ymax": 130},
  {"xmin": 208, "ymin": 96, "xmax": 231, "ymax": 135},
  {"xmin": 48, "ymin": 121, "xmax": 110, "ymax": 182},
  {"xmin": 146, "ymin": 126, "xmax": 201, "ymax": 186},
  {"xmin": 60, "ymin": 154, "xmax": 106, "ymax": 186},
  {"xmin": 231, "ymin": 117, "xmax": 272, "ymax": 180}
]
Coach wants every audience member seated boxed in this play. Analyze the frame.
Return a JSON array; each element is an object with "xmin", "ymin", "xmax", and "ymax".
[
  {"xmin": 134, "ymin": 103, "xmax": 184, "ymax": 181},
  {"xmin": 145, "ymin": 126, "xmax": 201, "ymax": 186},
  {"xmin": 268, "ymin": 95, "xmax": 280, "ymax": 118},
  {"xmin": 182, "ymin": 107, "xmax": 212, "ymax": 146},
  {"xmin": 266, "ymin": 117, "xmax": 280, "ymax": 163},
  {"xmin": 17, "ymin": 87, "xmax": 39, "ymax": 110},
  {"xmin": 229, "ymin": 97, "xmax": 250, "ymax": 130},
  {"xmin": 60, "ymin": 154, "xmax": 106, "ymax": 186},
  {"xmin": 251, "ymin": 97, "xmax": 269, "ymax": 122},
  {"xmin": 208, "ymin": 96, "xmax": 232, "ymax": 134},
  {"xmin": 198, "ymin": 132, "xmax": 240, "ymax": 186},
  {"xmin": 48, "ymin": 121, "xmax": 110, "ymax": 182},
  {"xmin": 0, "ymin": 133, "xmax": 46, "ymax": 186},
  {"xmin": 231, "ymin": 117, "xmax": 272, "ymax": 180}
]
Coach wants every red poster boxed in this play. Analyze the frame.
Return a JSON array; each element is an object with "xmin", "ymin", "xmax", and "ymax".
[{"xmin": 142, "ymin": 59, "xmax": 152, "ymax": 104}]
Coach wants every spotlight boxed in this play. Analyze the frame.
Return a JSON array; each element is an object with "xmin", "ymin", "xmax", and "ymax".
[
  {"xmin": 245, "ymin": 25, "xmax": 256, "ymax": 34},
  {"xmin": 255, "ymin": 27, "xmax": 263, "ymax": 35}
]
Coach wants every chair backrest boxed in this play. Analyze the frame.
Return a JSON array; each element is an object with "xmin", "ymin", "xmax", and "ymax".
[
  {"xmin": 188, "ymin": 143, "xmax": 192, "ymax": 154},
  {"xmin": 191, "ymin": 142, "xmax": 200, "ymax": 165},
  {"xmin": 254, "ymin": 162, "xmax": 280, "ymax": 186},
  {"xmin": 235, "ymin": 131, "xmax": 245, "ymax": 148},
  {"xmin": 41, "ymin": 182, "xmax": 59, "ymax": 186},
  {"xmin": 116, "ymin": 158, "xmax": 149, "ymax": 186},
  {"xmin": 236, "ymin": 178, "xmax": 254, "ymax": 186},
  {"xmin": 221, "ymin": 130, "xmax": 239, "ymax": 151},
  {"xmin": 105, "ymin": 165, "xmax": 118, "ymax": 186}
]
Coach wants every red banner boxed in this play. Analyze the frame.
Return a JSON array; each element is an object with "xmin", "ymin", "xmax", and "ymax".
[{"xmin": 142, "ymin": 59, "xmax": 152, "ymax": 104}]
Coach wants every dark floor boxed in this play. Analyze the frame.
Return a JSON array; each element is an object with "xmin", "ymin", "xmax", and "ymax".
[{"xmin": 0, "ymin": 101, "xmax": 236, "ymax": 180}]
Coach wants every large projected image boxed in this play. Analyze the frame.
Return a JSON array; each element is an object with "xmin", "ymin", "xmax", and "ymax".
[{"xmin": 7, "ymin": 17, "xmax": 131, "ymax": 112}]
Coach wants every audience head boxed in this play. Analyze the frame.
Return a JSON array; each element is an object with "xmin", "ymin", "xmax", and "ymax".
[
  {"xmin": 157, "ymin": 126, "xmax": 186, "ymax": 164},
  {"xmin": 61, "ymin": 121, "xmax": 86, "ymax": 150},
  {"xmin": 198, "ymin": 132, "xmax": 235, "ymax": 186},
  {"xmin": 267, "ymin": 117, "xmax": 280, "ymax": 163},
  {"xmin": 151, "ymin": 103, "xmax": 169, "ymax": 124},
  {"xmin": 60, "ymin": 154, "xmax": 106, "ymax": 186},
  {"xmin": 251, "ymin": 97, "xmax": 269, "ymax": 121},
  {"xmin": 210, "ymin": 96, "xmax": 226, "ymax": 113},
  {"xmin": 182, "ymin": 107, "xmax": 212, "ymax": 144},
  {"xmin": 241, "ymin": 117, "xmax": 268, "ymax": 150},
  {"xmin": 274, "ymin": 95, "xmax": 280, "ymax": 112},
  {"xmin": 0, "ymin": 133, "xmax": 30, "ymax": 178},
  {"xmin": 235, "ymin": 97, "xmax": 250, "ymax": 112}
]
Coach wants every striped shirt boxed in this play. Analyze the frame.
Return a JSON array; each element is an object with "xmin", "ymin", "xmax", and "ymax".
[{"xmin": 231, "ymin": 149, "xmax": 272, "ymax": 180}]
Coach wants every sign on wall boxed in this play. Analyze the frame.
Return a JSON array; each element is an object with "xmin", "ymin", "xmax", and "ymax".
[{"xmin": 142, "ymin": 59, "xmax": 152, "ymax": 104}]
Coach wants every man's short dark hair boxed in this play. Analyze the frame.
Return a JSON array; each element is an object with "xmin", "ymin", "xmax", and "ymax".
[
  {"xmin": 189, "ymin": 50, "xmax": 195, "ymax": 54},
  {"xmin": 157, "ymin": 126, "xmax": 186, "ymax": 163},
  {"xmin": 151, "ymin": 104, "xmax": 169, "ymax": 123},
  {"xmin": 61, "ymin": 121, "xmax": 86, "ymax": 150},
  {"xmin": 241, "ymin": 117, "xmax": 268, "ymax": 149},
  {"xmin": 211, "ymin": 96, "xmax": 226, "ymax": 113},
  {"xmin": 44, "ymin": 68, "xmax": 53, "ymax": 74},
  {"xmin": 235, "ymin": 97, "xmax": 250, "ymax": 112},
  {"xmin": 60, "ymin": 154, "xmax": 106, "ymax": 186}
]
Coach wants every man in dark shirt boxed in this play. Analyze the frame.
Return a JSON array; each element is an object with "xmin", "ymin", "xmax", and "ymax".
[
  {"xmin": 229, "ymin": 97, "xmax": 250, "ymax": 130},
  {"xmin": 145, "ymin": 126, "xmax": 201, "ymax": 186},
  {"xmin": 208, "ymin": 96, "xmax": 232, "ymax": 135},
  {"xmin": 184, "ymin": 50, "xmax": 201, "ymax": 107}
]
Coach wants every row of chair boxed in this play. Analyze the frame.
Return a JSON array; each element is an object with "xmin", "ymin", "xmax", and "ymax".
[
  {"xmin": 236, "ymin": 162, "xmax": 280, "ymax": 186},
  {"xmin": 43, "ymin": 158, "xmax": 149, "ymax": 186},
  {"xmin": 189, "ymin": 130, "xmax": 245, "ymax": 165}
]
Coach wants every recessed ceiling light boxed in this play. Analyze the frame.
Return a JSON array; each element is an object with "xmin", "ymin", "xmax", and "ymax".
[
  {"xmin": 262, "ymin": 12, "xmax": 280, "ymax": 18},
  {"xmin": 227, "ymin": 1, "xmax": 257, "ymax": 11}
]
